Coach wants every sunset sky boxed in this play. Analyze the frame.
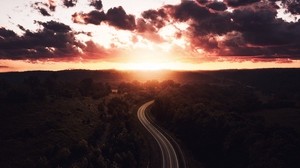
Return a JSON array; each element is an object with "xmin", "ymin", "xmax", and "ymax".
[{"xmin": 0, "ymin": 0, "xmax": 300, "ymax": 71}]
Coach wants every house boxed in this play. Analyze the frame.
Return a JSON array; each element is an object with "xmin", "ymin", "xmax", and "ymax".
[{"xmin": 111, "ymin": 89, "xmax": 118, "ymax": 94}]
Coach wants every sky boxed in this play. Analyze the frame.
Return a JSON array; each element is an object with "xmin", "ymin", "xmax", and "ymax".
[{"xmin": 0, "ymin": 0, "xmax": 300, "ymax": 71}]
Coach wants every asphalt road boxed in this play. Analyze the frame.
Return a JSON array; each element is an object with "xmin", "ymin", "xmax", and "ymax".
[{"xmin": 137, "ymin": 100, "xmax": 183, "ymax": 168}]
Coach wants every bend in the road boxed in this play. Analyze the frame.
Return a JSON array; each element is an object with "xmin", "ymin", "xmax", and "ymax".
[{"xmin": 138, "ymin": 100, "xmax": 184, "ymax": 168}]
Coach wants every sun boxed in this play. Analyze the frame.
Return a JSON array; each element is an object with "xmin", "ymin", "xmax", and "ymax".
[
  {"xmin": 124, "ymin": 62, "xmax": 165, "ymax": 70},
  {"xmin": 116, "ymin": 48, "xmax": 173, "ymax": 70}
]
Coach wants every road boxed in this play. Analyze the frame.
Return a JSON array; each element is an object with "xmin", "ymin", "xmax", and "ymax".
[{"xmin": 137, "ymin": 100, "xmax": 184, "ymax": 168}]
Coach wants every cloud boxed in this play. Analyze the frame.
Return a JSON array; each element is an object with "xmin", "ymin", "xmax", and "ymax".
[
  {"xmin": 0, "ymin": 20, "xmax": 116, "ymax": 61},
  {"xmin": 17, "ymin": 25, "xmax": 27, "ymax": 32},
  {"xmin": 169, "ymin": 1, "xmax": 233, "ymax": 36},
  {"xmin": 80, "ymin": 40, "xmax": 112, "ymax": 60},
  {"xmin": 196, "ymin": 0, "xmax": 209, "ymax": 4},
  {"xmin": 132, "ymin": 0, "xmax": 300, "ymax": 60},
  {"xmin": 136, "ymin": 18, "xmax": 156, "ymax": 33},
  {"xmin": 89, "ymin": 0, "xmax": 103, "ymax": 10},
  {"xmin": 220, "ymin": 4, "xmax": 300, "ymax": 58},
  {"xmin": 172, "ymin": 1, "xmax": 211, "ymax": 22},
  {"xmin": 0, "ymin": 21, "xmax": 83, "ymax": 60},
  {"xmin": 72, "ymin": 10, "xmax": 106, "ymax": 25},
  {"xmin": 48, "ymin": 0, "xmax": 56, "ymax": 11},
  {"xmin": 5, "ymin": 0, "xmax": 300, "ymax": 62},
  {"xmin": 63, "ymin": 0, "xmax": 78, "ymax": 8},
  {"xmin": 219, "ymin": 32, "xmax": 267, "ymax": 56},
  {"xmin": 277, "ymin": 0, "xmax": 300, "ymax": 14},
  {"xmin": 206, "ymin": 1, "xmax": 228, "ymax": 11},
  {"xmin": 231, "ymin": 6, "xmax": 289, "ymax": 46},
  {"xmin": 70, "ymin": 3, "xmax": 166, "ymax": 42},
  {"xmin": 39, "ymin": 8, "xmax": 51, "ymax": 16},
  {"xmin": 31, "ymin": 2, "xmax": 51, "ymax": 16},
  {"xmin": 106, "ymin": 6, "xmax": 136, "ymax": 30},
  {"xmin": 135, "ymin": 18, "xmax": 165, "ymax": 43},
  {"xmin": 0, "ymin": 28, "xmax": 17, "ymax": 39},
  {"xmin": 286, "ymin": 1, "xmax": 300, "ymax": 14},
  {"xmin": 72, "ymin": 6, "xmax": 136, "ymax": 30},
  {"xmin": 141, "ymin": 9, "xmax": 168, "ymax": 29},
  {"xmin": 224, "ymin": 0, "xmax": 261, "ymax": 7},
  {"xmin": 39, "ymin": 21, "xmax": 71, "ymax": 33}
]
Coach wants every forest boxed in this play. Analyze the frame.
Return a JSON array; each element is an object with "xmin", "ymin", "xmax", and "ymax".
[
  {"xmin": 151, "ymin": 69, "xmax": 300, "ymax": 168},
  {"xmin": 0, "ymin": 69, "xmax": 299, "ymax": 168},
  {"xmin": 0, "ymin": 70, "xmax": 156, "ymax": 168}
]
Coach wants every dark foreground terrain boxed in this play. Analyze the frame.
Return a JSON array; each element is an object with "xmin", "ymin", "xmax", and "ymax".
[{"xmin": 0, "ymin": 69, "xmax": 300, "ymax": 168}]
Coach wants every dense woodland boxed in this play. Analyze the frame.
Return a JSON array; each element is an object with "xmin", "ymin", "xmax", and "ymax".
[
  {"xmin": 0, "ymin": 69, "xmax": 300, "ymax": 168},
  {"xmin": 151, "ymin": 69, "xmax": 300, "ymax": 168},
  {"xmin": 0, "ymin": 71, "xmax": 156, "ymax": 168}
]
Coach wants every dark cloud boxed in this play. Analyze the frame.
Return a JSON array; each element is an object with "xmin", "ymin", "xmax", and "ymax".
[
  {"xmin": 39, "ymin": 8, "xmax": 51, "ymax": 16},
  {"xmin": 147, "ymin": 1, "xmax": 300, "ymax": 59},
  {"xmin": 168, "ymin": 1, "xmax": 233, "ymax": 36},
  {"xmin": 278, "ymin": 0, "xmax": 300, "ymax": 14},
  {"xmin": 141, "ymin": 9, "xmax": 168, "ymax": 29},
  {"xmin": 219, "ymin": 4, "xmax": 300, "ymax": 58},
  {"xmin": 17, "ymin": 25, "xmax": 27, "ymax": 32},
  {"xmin": 70, "ymin": 3, "xmax": 165, "ymax": 41},
  {"xmin": 196, "ymin": 0, "xmax": 208, "ymax": 4},
  {"xmin": 72, "ymin": 6, "xmax": 136, "ymax": 30},
  {"xmin": 233, "ymin": 6, "xmax": 299, "ymax": 44},
  {"xmin": 106, "ymin": 6, "xmax": 136, "ymax": 30},
  {"xmin": 31, "ymin": 2, "xmax": 51, "ymax": 16},
  {"xmin": 0, "ymin": 28, "xmax": 17, "ymax": 39},
  {"xmin": 287, "ymin": 0, "xmax": 300, "ymax": 14},
  {"xmin": 231, "ymin": 6, "xmax": 290, "ymax": 46},
  {"xmin": 72, "ymin": 10, "xmax": 106, "ymax": 25},
  {"xmin": 63, "ymin": 0, "xmax": 77, "ymax": 8},
  {"xmin": 192, "ymin": 12, "xmax": 233, "ymax": 36},
  {"xmin": 219, "ymin": 32, "xmax": 267, "ymax": 56},
  {"xmin": 0, "ymin": 21, "xmax": 113, "ymax": 61},
  {"xmin": 206, "ymin": 1, "xmax": 228, "ymax": 11},
  {"xmin": 225, "ymin": 0, "xmax": 261, "ymax": 7},
  {"xmin": 39, "ymin": 21, "xmax": 71, "ymax": 33},
  {"xmin": 133, "ymin": 9, "xmax": 171, "ymax": 43},
  {"xmin": 172, "ymin": 1, "xmax": 211, "ymax": 21},
  {"xmin": 0, "ymin": 21, "xmax": 83, "ymax": 60},
  {"xmin": 90, "ymin": 0, "xmax": 103, "ymax": 10}
]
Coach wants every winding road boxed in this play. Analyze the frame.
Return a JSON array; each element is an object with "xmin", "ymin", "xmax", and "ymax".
[{"xmin": 137, "ymin": 100, "xmax": 184, "ymax": 168}]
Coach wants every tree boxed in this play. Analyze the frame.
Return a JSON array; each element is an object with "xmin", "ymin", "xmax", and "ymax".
[{"xmin": 79, "ymin": 78, "xmax": 94, "ymax": 96}]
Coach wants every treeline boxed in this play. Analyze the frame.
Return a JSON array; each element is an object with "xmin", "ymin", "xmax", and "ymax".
[
  {"xmin": 0, "ymin": 74, "xmax": 112, "ymax": 103},
  {"xmin": 151, "ymin": 83, "xmax": 300, "ymax": 168}
]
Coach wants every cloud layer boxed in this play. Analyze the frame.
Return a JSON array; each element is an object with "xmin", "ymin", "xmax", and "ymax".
[{"xmin": 1, "ymin": 0, "xmax": 300, "ymax": 62}]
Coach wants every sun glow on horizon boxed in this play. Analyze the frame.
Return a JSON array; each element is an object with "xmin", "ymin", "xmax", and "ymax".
[
  {"xmin": 118, "ymin": 62, "xmax": 166, "ymax": 70},
  {"xmin": 1, "ymin": 59, "xmax": 300, "ymax": 73}
]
